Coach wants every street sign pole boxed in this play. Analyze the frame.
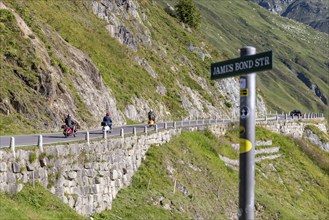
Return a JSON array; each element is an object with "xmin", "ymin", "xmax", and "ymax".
[
  {"xmin": 239, "ymin": 46, "xmax": 256, "ymax": 220},
  {"xmin": 210, "ymin": 47, "xmax": 272, "ymax": 220}
]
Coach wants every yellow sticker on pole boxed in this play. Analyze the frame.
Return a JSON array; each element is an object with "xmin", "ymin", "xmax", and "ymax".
[
  {"xmin": 240, "ymin": 138, "xmax": 252, "ymax": 153},
  {"xmin": 240, "ymin": 89, "xmax": 248, "ymax": 96}
]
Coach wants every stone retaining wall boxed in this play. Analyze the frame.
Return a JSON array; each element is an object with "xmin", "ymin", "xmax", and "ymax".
[
  {"xmin": 0, "ymin": 124, "xmax": 232, "ymax": 216},
  {"xmin": 0, "ymin": 129, "xmax": 182, "ymax": 216},
  {"xmin": 256, "ymin": 119, "xmax": 327, "ymax": 139}
]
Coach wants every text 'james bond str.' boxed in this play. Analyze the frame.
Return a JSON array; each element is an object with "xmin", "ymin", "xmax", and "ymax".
[{"xmin": 211, "ymin": 51, "xmax": 272, "ymax": 80}]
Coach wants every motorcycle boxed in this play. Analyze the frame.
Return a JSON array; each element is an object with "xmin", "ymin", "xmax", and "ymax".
[
  {"xmin": 148, "ymin": 119, "xmax": 155, "ymax": 128},
  {"xmin": 62, "ymin": 124, "xmax": 77, "ymax": 137},
  {"xmin": 101, "ymin": 121, "xmax": 112, "ymax": 133}
]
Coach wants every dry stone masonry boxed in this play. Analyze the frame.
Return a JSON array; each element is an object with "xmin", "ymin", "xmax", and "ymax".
[
  {"xmin": 0, "ymin": 129, "xmax": 181, "ymax": 216},
  {"xmin": 257, "ymin": 118, "xmax": 327, "ymax": 139}
]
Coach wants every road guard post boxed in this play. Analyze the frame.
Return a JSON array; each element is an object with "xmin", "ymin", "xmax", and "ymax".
[{"xmin": 211, "ymin": 46, "xmax": 272, "ymax": 220}]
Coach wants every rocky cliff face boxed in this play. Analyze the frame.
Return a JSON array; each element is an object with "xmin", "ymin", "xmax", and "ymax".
[
  {"xmin": 0, "ymin": 2, "xmax": 124, "ymax": 130},
  {"xmin": 0, "ymin": 0, "xmax": 267, "ymax": 134},
  {"xmin": 250, "ymin": 0, "xmax": 329, "ymax": 34},
  {"xmin": 90, "ymin": 0, "xmax": 267, "ymax": 120},
  {"xmin": 282, "ymin": 1, "xmax": 329, "ymax": 34},
  {"xmin": 253, "ymin": 0, "xmax": 295, "ymax": 14}
]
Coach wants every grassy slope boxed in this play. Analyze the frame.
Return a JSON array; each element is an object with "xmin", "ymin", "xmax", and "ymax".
[
  {"xmin": 1, "ymin": 0, "xmax": 328, "ymax": 135},
  {"xmin": 200, "ymin": 0, "xmax": 329, "ymax": 117},
  {"xmin": 0, "ymin": 0, "xmax": 222, "ymax": 135},
  {"xmin": 0, "ymin": 0, "xmax": 155, "ymax": 134},
  {"xmin": 0, "ymin": 8, "xmax": 53, "ymax": 134},
  {"xmin": 93, "ymin": 128, "xmax": 329, "ymax": 220},
  {"xmin": 0, "ymin": 183, "xmax": 86, "ymax": 220},
  {"xmin": 157, "ymin": 0, "xmax": 329, "ymax": 118}
]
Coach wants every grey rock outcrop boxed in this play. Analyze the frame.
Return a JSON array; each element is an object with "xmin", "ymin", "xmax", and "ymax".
[
  {"xmin": 303, "ymin": 129, "xmax": 329, "ymax": 152},
  {"xmin": 188, "ymin": 43, "xmax": 212, "ymax": 62},
  {"xmin": 92, "ymin": 0, "xmax": 152, "ymax": 51},
  {"xmin": 250, "ymin": 0, "xmax": 329, "ymax": 34},
  {"xmin": 44, "ymin": 29, "xmax": 126, "ymax": 127}
]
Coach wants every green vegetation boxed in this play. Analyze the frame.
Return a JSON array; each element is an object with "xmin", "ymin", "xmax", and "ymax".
[
  {"xmin": 0, "ymin": 8, "xmax": 50, "ymax": 135},
  {"xmin": 294, "ymin": 138, "xmax": 329, "ymax": 173},
  {"xmin": 94, "ymin": 131, "xmax": 235, "ymax": 220},
  {"xmin": 93, "ymin": 128, "xmax": 329, "ymax": 219},
  {"xmin": 0, "ymin": 0, "xmax": 222, "ymax": 134},
  {"xmin": 0, "ymin": 183, "xmax": 86, "ymax": 220},
  {"xmin": 158, "ymin": 0, "xmax": 329, "ymax": 119},
  {"xmin": 174, "ymin": 0, "xmax": 201, "ymax": 28},
  {"xmin": 1, "ymin": 0, "xmax": 328, "ymax": 135},
  {"xmin": 39, "ymin": 151, "xmax": 47, "ymax": 161},
  {"xmin": 29, "ymin": 151, "xmax": 37, "ymax": 163}
]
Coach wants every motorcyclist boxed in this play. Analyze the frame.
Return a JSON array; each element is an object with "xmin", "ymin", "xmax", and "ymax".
[
  {"xmin": 102, "ymin": 112, "xmax": 112, "ymax": 130},
  {"xmin": 64, "ymin": 114, "xmax": 76, "ymax": 133},
  {"xmin": 148, "ymin": 109, "xmax": 155, "ymax": 122}
]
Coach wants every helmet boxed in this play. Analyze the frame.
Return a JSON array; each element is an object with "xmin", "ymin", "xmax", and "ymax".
[
  {"xmin": 67, "ymin": 114, "xmax": 71, "ymax": 117},
  {"xmin": 150, "ymin": 109, "xmax": 153, "ymax": 112},
  {"xmin": 106, "ymin": 112, "xmax": 109, "ymax": 116}
]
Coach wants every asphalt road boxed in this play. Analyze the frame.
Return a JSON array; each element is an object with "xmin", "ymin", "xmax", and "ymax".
[{"xmin": 0, "ymin": 114, "xmax": 302, "ymax": 148}]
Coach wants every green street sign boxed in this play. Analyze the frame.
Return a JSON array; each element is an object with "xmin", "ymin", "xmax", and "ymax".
[{"xmin": 211, "ymin": 51, "xmax": 273, "ymax": 80}]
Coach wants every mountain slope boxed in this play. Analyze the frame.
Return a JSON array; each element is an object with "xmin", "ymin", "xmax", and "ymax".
[
  {"xmin": 0, "ymin": 0, "xmax": 242, "ymax": 135},
  {"xmin": 160, "ymin": 0, "xmax": 328, "ymax": 116},
  {"xmin": 0, "ymin": 183, "xmax": 86, "ymax": 220},
  {"xmin": 0, "ymin": 0, "xmax": 328, "ymax": 136},
  {"xmin": 250, "ymin": 0, "xmax": 329, "ymax": 34}
]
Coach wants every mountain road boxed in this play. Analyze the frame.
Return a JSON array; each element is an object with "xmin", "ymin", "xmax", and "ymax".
[{"xmin": 0, "ymin": 114, "xmax": 308, "ymax": 148}]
